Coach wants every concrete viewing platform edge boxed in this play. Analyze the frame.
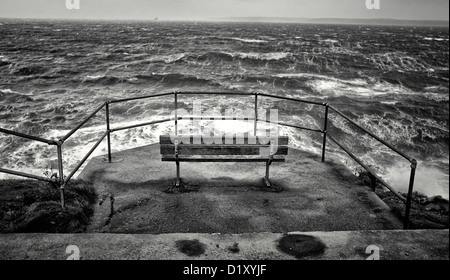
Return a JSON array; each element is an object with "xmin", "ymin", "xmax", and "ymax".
[{"xmin": 1, "ymin": 143, "xmax": 448, "ymax": 260}]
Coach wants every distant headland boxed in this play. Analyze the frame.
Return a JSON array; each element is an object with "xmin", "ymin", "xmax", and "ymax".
[{"xmin": 210, "ymin": 17, "xmax": 449, "ymax": 27}]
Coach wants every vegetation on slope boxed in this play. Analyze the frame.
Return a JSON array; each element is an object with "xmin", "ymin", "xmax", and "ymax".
[{"xmin": 0, "ymin": 179, "xmax": 97, "ymax": 233}]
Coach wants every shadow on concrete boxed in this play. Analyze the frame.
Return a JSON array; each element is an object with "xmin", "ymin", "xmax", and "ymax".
[{"xmin": 77, "ymin": 144, "xmax": 403, "ymax": 234}]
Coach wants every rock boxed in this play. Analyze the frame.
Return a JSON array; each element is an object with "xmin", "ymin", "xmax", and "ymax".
[
  {"xmin": 26, "ymin": 202, "xmax": 39, "ymax": 214},
  {"xmin": 427, "ymin": 196, "xmax": 449, "ymax": 213},
  {"xmin": 427, "ymin": 204, "xmax": 444, "ymax": 212}
]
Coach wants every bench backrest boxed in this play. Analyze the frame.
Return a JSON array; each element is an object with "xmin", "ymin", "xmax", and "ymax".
[{"xmin": 160, "ymin": 134, "xmax": 288, "ymax": 157}]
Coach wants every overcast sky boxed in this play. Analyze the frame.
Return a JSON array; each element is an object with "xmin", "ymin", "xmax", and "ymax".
[{"xmin": 0, "ymin": 0, "xmax": 448, "ymax": 21}]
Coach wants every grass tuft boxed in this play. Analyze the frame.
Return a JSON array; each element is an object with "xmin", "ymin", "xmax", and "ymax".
[{"xmin": 0, "ymin": 179, "xmax": 97, "ymax": 233}]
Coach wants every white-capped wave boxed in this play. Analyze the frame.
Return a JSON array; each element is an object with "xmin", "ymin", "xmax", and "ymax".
[
  {"xmin": 276, "ymin": 72, "xmax": 448, "ymax": 102},
  {"xmin": 149, "ymin": 53, "xmax": 186, "ymax": 63},
  {"xmin": 422, "ymin": 92, "xmax": 450, "ymax": 102},
  {"xmin": 306, "ymin": 76, "xmax": 401, "ymax": 98},
  {"xmin": 303, "ymin": 74, "xmax": 445, "ymax": 99},
  {"xmin": 344, "ymin": 112, "xmax": 448, "ymax": 148},
  {"xmin": 379, "ymin": 101, "xmax": 398, "ymax": 105},
  {"xmin": 235, "ymin": 52, "xmax": 291, "ymax": 61},
  {"xmin": 423, "ymin": 37, "xmax": 448, "ymax": 41},
  {"xmin": 0, "ymin": 89, "xmax": 17, "ymax": 94},
  {"xmin": 282, "ymin": 126, "xmax": 322, "ymax": 155},
  {"xmin": 385, "ymin": 162, "xmax": 449, "ymax": 199},
  {"xmin": 368, "ymin": 52, "xmax": 434, "ymax": 73},
  {"xmin": 229, "ymin": 37, "xmax": 268, "ymax": 43},
  {"xmin": 86, "ymin": 75, "xmax": 107, "ymax": 81},
  {"xmin": 355, "ymin": 113, "xmax": 416, "ymax": 145},
  {"xmin": 274, "ymin": 73, "xmax": 331, "ymax": 79},
  {"xmin": 321, "ymin": 39, "xmax": 339, "ymax": 44}
]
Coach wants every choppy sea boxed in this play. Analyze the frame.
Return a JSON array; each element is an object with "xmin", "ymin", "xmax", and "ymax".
[{"xmin": 0, "ymin": 19, "xmax": 448, "ymax": 198}]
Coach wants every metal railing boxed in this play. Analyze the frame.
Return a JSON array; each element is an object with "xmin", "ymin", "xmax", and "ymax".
[{"xmin": 0, "ymin": 91, "xmax": 417, "ymax": 229}]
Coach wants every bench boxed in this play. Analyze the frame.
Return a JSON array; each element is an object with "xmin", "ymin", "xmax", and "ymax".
[{"xmin": 159, "ymin": 134, "xmax": 289, "ymax": 190}]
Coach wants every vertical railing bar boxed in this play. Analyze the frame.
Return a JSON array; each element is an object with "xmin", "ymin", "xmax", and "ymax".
[
  {"xmin": 174, "ymin": 92, "xmax": 178, "ymax": 136},
  {"xmin": 254, "ymin": 93, "xmax": 258, "ymax": 136},
  {"xmin": 322, "ymin": 104, "xmax": 329, "ymax": 162},
  {"xmin": 106, "ymin": 102, "xmax": 112, "ymax": 163},
  {"xmin": 174, "ymin": 92, "xmax": 180, "ymax": 186},
  {"xmin": 56, "ymin": 142, "xmax": 65, "ymax": 209},
  {"xmin": 404, "ymin": 159, "xmax": 417, "ymax": 229}
]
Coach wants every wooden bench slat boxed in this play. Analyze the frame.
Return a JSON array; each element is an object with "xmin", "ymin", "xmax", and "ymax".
[
  {"xmin": 160, "ymin": 145, "xmax": 288, "ymax": 156},
  {"xmin": 161, "ymin": 156, "xmax": 286, "ymax": 163},
  {"xmin": 160, "ymin": 134, "xmax": 289, "ymax": 145},
  {"xmin": 161, "ymin": 144, "xmax": 288, "ymax": 149}
]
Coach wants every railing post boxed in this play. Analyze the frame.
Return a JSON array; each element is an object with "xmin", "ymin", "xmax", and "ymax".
[
  {"xmin": 105, "ymin": 101, "xmax": 112, "ymax": 163},
  {"xmin": 56, "ymin": 142, "xmax": 65, "ymax": 209},
  {"xmin": 321, "ymin": 104, "xmax": 329, "ymax": 162},
  {"xmin": 254, "ymin": 93, "xmax": 258, "ymax": 136},
  {"xmin": 404, "ymin": 159, "xmax": 417, "ymax": 229},
  {"xmin": 174, "ymin": 92, "xmax": 178, "ymax": 136}
]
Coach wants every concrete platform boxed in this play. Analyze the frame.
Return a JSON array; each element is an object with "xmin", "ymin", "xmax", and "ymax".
[
  {"xmin": 77, "ymin": 143, "xmax": 403, "ymax": 233},
  {"xmin": 0, "ymin": 230, "xmax": 448, "ymax": 260},
  {"xmin": 1, "ymin": 144, "xmax": 448, "ymax": 260}
]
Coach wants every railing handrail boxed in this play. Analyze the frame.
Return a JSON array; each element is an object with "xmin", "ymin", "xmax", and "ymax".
[
  {"xmin": 0, "ymin": 127, "xmax": 56, "ymax": 145},
  {"xmin": 60, "ymin": 103, "xmax": 106, "ymax": 143},
  {"xmin": 327, "ymin": 134, "xmax": 407, "ymax": 203},
  {"xmin": 109, "ymin": 92, "xmax": 175, "ymax": 104},
  {"xmin": 0, "ymin": 167, "xmax": 57, "ymax": 183},
  {"xmin": 328, "ymin": 105, "xmax": 416, "ymax": 164},
  {"xmin": 177, "ymin": 91, "xmax": 255, "ymax": 96},
  {"xmin": 258, "ymin": 93, "xmax": 326, "ymax": 106},
  {"xmin": 0, "ymin": 91, "xmax": 417, "ymax": 229},
  {"xmin": 64, "ymin": 131, "xmax": 109, "ymax": 184}
]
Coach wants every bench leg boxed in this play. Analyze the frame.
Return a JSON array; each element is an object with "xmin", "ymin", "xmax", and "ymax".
[
  {"xmin": 176, "ymin": 161, "xmax": 181, "ymax": 187},
  {"xmin": 263, "ymin": 160, "xmax": 282, "ymax": 192},
  {"xmin": 266, "ymin": 160, "xmax": 270, "ymax": 180},
  {"xmin": 165, "ymin": 161, "xmax": 199, "ymax": 193},
  {"xmin": 264, "ymin": 160, "xmax": 272, "ymax": 187}
]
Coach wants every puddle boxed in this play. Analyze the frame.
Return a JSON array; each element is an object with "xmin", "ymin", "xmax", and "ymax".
[
  {"xmin": 176, "ymin": 239, "xmax": 206, "ymax": 257},
  {"xmin": 277, "ymin": 234, "xmax": 326, "ymax": 259}
]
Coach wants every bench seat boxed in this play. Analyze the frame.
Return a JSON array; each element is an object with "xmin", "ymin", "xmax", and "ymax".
[
  {"xmin": 161, "ymin": 155, "xmax": 287, "ymax": 162},
  {"xmin": 159, "ymin": 134, "xmax": 288, "ymax": 189}
]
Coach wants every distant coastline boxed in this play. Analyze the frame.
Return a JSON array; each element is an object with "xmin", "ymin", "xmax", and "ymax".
[
  {"xmin": 0, "ymin": 17, "xmax": 448, "ymax": 27},
  {"xmin": 210, "ymin": 17, "xmax": 450, "ymax": 27}
]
